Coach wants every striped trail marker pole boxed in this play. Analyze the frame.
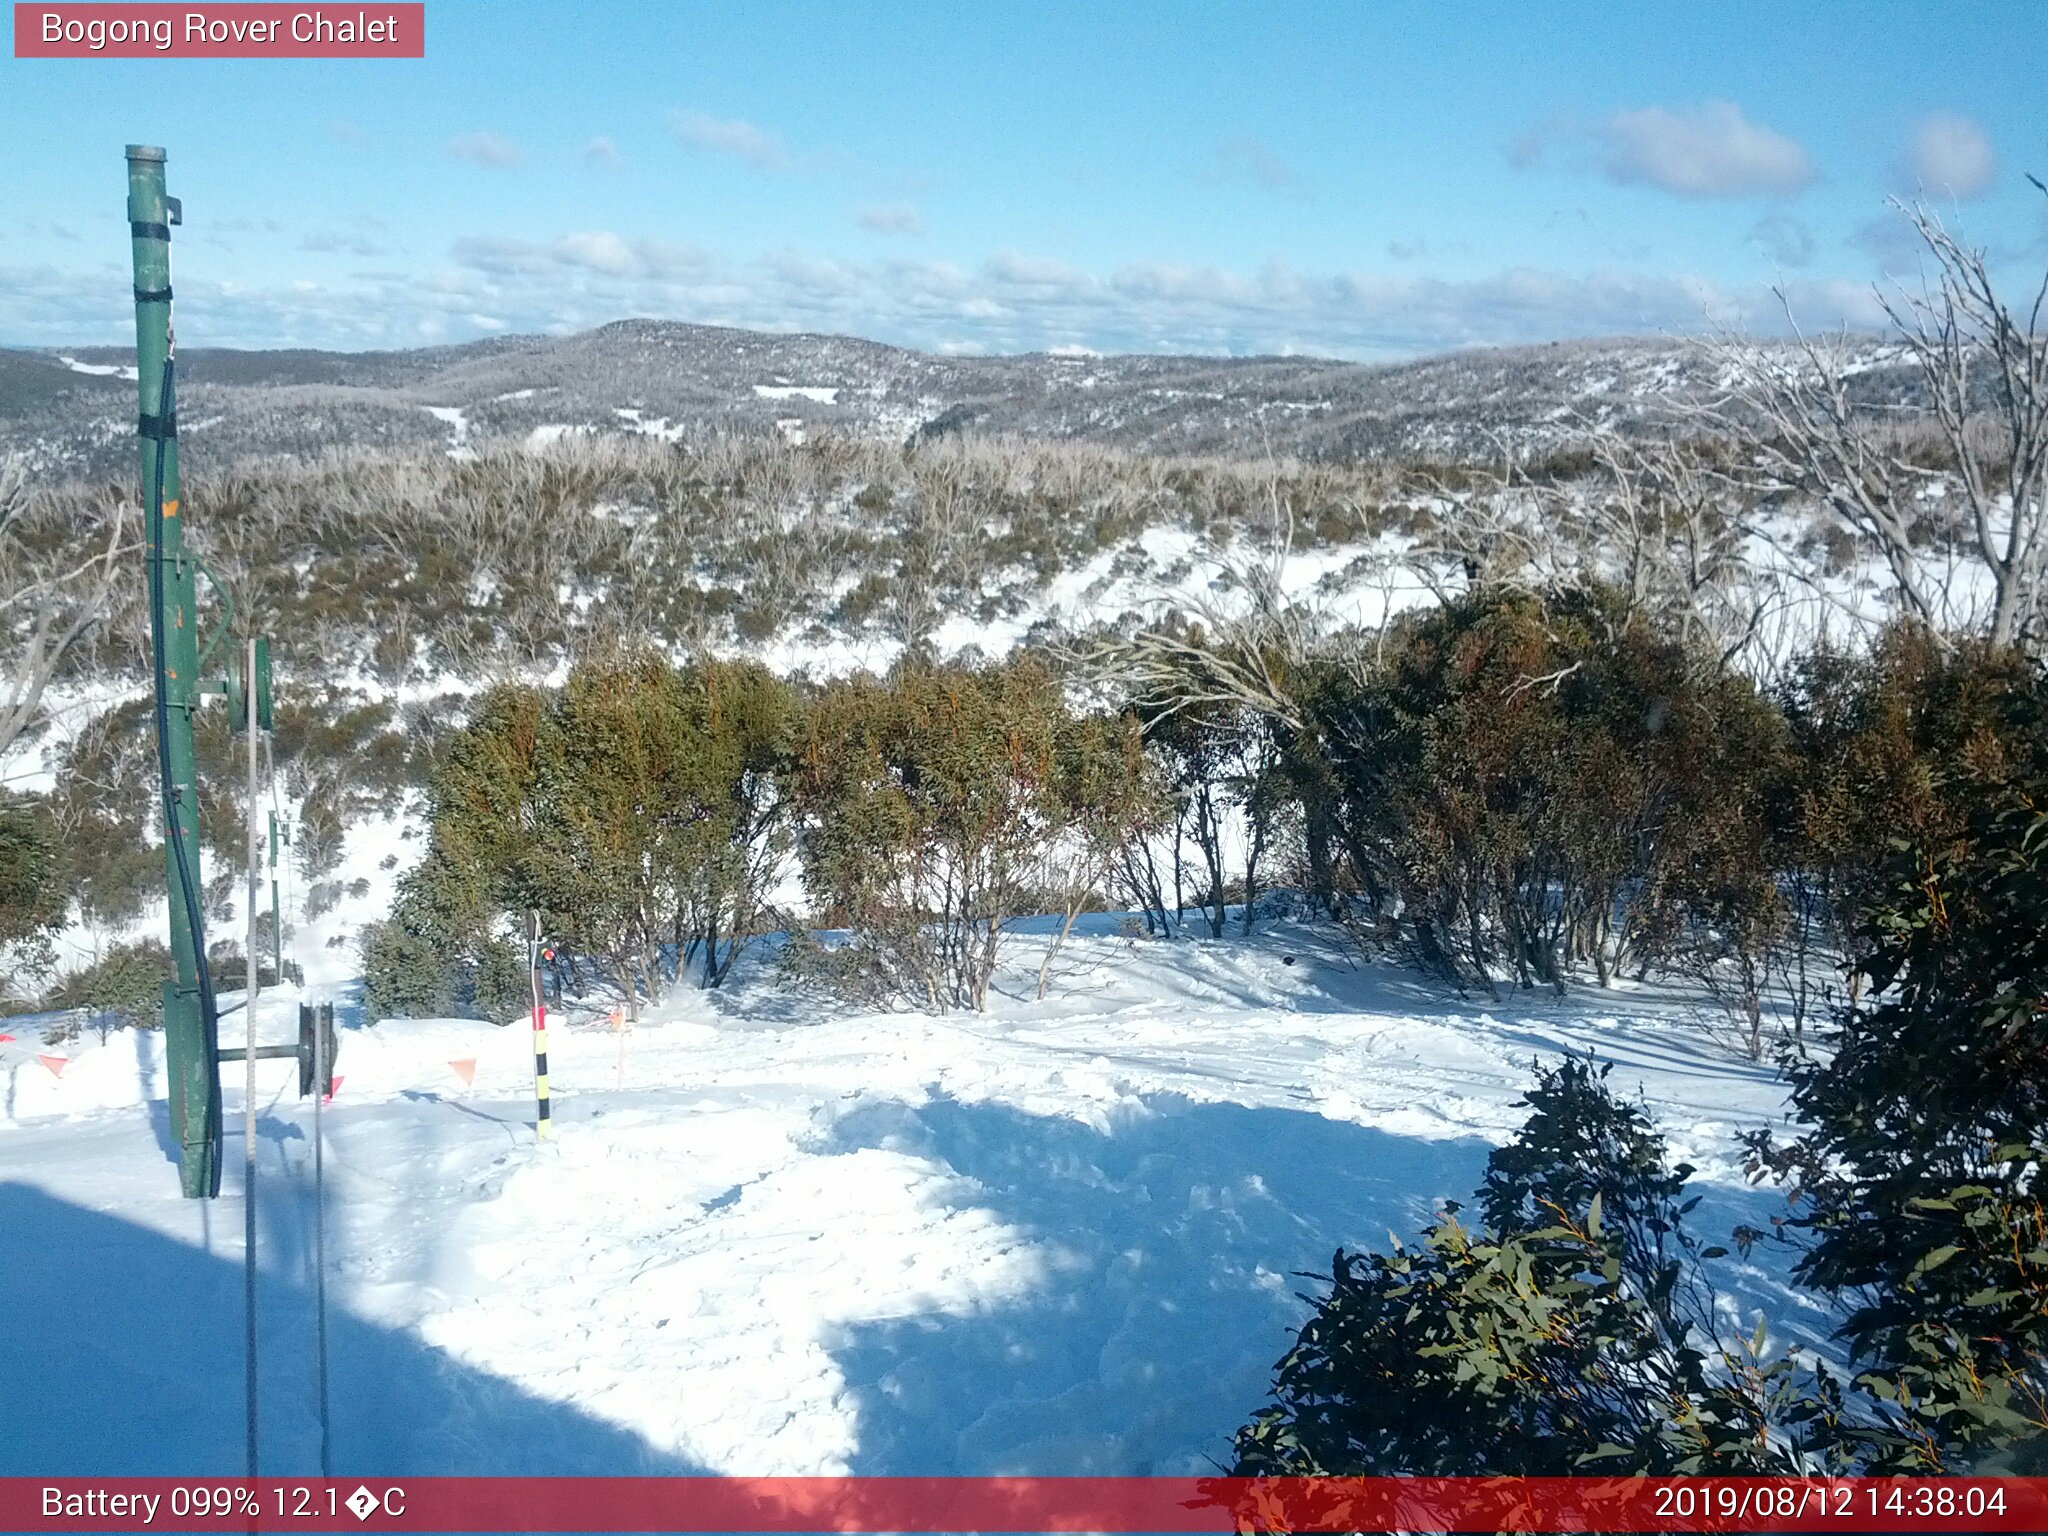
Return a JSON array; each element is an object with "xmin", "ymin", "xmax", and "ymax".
[{"xmin": 526, "ymin": 909, "xmax": 553, "ymax": 1140}]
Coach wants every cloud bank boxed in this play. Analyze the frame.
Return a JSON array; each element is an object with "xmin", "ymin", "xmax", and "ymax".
[{"xmin": 0, "ymin": 231, "xmax": 1896, "ymax": 359}]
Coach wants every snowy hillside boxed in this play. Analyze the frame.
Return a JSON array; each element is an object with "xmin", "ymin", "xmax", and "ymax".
[
  {"xmin": 0, "ymin": 918, "xmax": 1808, "ymax": 1476},
  {"xmin": 0, "ymin": 321, "xmax": 1917, "ymax": 476}
]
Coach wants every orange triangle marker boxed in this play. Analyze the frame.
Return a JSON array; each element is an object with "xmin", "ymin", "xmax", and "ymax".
[
  {"xmin": 38, "ymin": 1054, "xmax": 66, "ymax": 1077},
  {"xmin": 449, "ymin": 1057, "xmax": 477, "ymax": 1086}
]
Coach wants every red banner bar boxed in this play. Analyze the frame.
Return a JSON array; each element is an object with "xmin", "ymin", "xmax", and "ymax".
[
  {"xmin": 6, "ymin": 1477, "xmax": 2048, "ymax": 1533},
  {"xmin": 13, "ymin": 4, "xmax": 424, "ymax": 58}
]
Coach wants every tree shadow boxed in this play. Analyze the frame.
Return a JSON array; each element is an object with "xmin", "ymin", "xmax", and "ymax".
[
  {"xmin": 0, "ymin": 1183, "xmax": 702, "ymax": 1477},
  {"xmin": 817, "ymin": 1093, "xmax": 1493, "ymax": 1475},
  {"xmin": 817, "ymin": 1091, "xmax": 1814, "ymax": 1475}
]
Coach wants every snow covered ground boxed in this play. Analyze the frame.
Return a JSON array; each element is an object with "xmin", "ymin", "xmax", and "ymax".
[{"xmin": 0, "ymin": 918, "xmax": 1812, "ymax": 1478}]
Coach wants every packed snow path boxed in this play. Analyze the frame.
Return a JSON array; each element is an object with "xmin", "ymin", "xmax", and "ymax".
[{"xmin": 0, "ymin": 922, "xmax": 1811, "ymax": 1476}]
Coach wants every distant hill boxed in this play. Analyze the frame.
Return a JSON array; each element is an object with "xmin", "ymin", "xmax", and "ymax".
[{"xmin": 0, "ymin": 319, "xmax": 1912, "ymax": 477}]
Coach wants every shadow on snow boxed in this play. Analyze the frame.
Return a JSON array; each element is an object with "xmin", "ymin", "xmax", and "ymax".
[
  {"xmin": 0, "ymin": 1182, "xmax": 703, "ymax": 1477},
  {"xmin": 818, "ymin": 1092, "xmax": 1490, "ymax": 1475}
]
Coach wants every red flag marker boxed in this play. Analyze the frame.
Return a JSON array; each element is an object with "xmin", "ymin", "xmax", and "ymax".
[
  {"xmin": 37, "ymin": 1054, "xmax": 66, "ymax": 1077},
  {"xmin": 324, "ymin": 1075, "xmax": 342, "ymax": 1102},
  {"xmin": 449, "ymin": 1057, "xmax": 477, "ymax": 1086}
]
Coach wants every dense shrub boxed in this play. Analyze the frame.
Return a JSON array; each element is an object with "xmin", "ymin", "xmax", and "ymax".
[
  {"xmin": 368, "ymin": 653, "xmax": 803, "ymax": 1019},
  {"xmin": 51, "ymin": 939, "xmax": 173, "ymax": 1029},
  {"xmin": 1750, "ymin": 773, "xmax": 2048, "ymax": 1468},
  {"xmin": 0, "ymin": 794, "xmax": 65, "ymax": 990},
  {"xmin": 1286, "ymin": 585, "xmax": 1787, "ymax": 994},
  {"xmin": 1777, "ymin": 626, "xmax": 2048, "ymax": 999},
  {"xmin": 789, "ymin": 656, "xmax": 1154, "ymax": 1011},
  {"xmin": 1239, "ymin": 773, "xmax": 2048, "ymax": 1480},
  {"xmin": 1232, "ymin": 1061, "xmax": 1811, "ymax": 1476}
]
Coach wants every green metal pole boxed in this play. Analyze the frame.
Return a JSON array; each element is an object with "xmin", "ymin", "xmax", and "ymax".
[{"xmin": 129, "ymin": 144, "xmax": 220, "ymax": 1199}]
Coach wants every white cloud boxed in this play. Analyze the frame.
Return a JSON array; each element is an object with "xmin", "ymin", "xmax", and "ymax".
[
  {"xmin": 1748, "ymin": 213, "xmax": 1813, "ymax": 267},
  {"xmin": 984, "ymin": 251, "xmax": 1089, "ymax": 288},
  {"xmin": 454, "ymin": 231, "xmax": 711, "ymax": 281},
  {"xmin": 582, "ymin": 136, "xmax": 622, "ymax": 167},
  {"xmin": 300, "ymin": 229, "xmax": 388, "ymax": 258},
  {"xmin": 1595, "ymin": 101, "xmax": 1813, "ymax": 197},
  {"xmin": 556, "ymin": 231, "xmax": 638, "ymax": 275},
  {"xmin": 1207, "ymin": 136, "xmax": 1298, "ymax": 192},
  {"xmin": 1904, "ymin": 114, "xmax": 1995, "ymax": 200},
  {"xmin": 856, "ymin": 203, "xmax": 924, "ymax": 236},
  {"xmin": 424, "ymin": 236, "xmax": 1885, "ymax": 357},
  {"xmin": 446, "ymin": 133, "xmax": 522, "ymax": 169},
  {"xmin": 672, "ymin": 112, "xmax": 787, "ymax": 171},
  {"xmin": 6, "ymin": 232, "xmax": 1892, "ymax": 358}
]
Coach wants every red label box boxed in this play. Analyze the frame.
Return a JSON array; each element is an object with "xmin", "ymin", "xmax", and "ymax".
[{"xmin": 14, "ymin": 3, "xmax": 424, "ymax": 57}]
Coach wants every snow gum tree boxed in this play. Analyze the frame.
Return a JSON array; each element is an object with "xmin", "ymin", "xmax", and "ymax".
[{"xmin": 1710, "ymin": 192, "xmax": 2048, "ymax": 652}]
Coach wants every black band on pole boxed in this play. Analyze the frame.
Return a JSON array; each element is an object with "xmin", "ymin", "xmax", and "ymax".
[
  {"xmin": 139, "ymin": 412, "xmax": 178, "ymax": 441},
  {"xmin": 131, "ymin": 220, "xmax": 173, "ymax": 242},
  {"xmin": 134, "ymin": 286, "xmax": 173, "ymax": 304}
]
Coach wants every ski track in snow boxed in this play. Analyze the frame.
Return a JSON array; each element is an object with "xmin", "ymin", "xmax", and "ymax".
[{"xmin": 0, "ymin": 919, "xmax": 1811, "ymax": 1476}]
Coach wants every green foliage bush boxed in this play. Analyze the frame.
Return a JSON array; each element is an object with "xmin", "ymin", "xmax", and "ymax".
[
  {"xmin": 790, "ymin": 656, "xmax": 1154, "ymax": 1011},
  {"xmin": 1778, "ymin": 626, "xmax": 2048, "ymax": 970},
  {"xmin": 1750, "ymin": 772, "xmax": 2048, "ymax": 1469},
  {"xmin": 1238, "ymin": 769, "xmax": 2048, "ymax": 1479},
  {"xmin": 0, "ymin": 795, "xmax": 65, "ymax": 987},
  {"xmin": 52, "ymin": 939, "xmax": 172, "ymax": 1028},
  {"xmin": 1284, "ymin": 585, "xmax": 1787, "ymax": 994},
  {"xmin": 368, "ymin": 652, "xmax": 804, "ymax": 1018},
  {"xmin": 1234, "ymin": 1059, "xmax": 1813, "ymax": 1475},
  {"xmin": 360, "ymin": 914, "xmax": 455, "ymax": 1020}
]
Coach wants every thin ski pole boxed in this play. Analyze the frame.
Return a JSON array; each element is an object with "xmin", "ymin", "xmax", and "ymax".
[
  {"xmin": 243, "ymin": 635, "xmax": 260, "ymax": 1477},
  {"xmin": 312, "ymin": 1002, "xmax": 331, "ymax": 1477}
]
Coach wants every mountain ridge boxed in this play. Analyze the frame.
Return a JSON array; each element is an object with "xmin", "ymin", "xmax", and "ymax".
[{"xmin": 1, "ymin": 319, "xmax": 1904, "ymax": 476}]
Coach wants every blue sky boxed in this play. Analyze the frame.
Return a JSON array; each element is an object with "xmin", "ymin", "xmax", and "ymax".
[{"xmin": 3, "ymin": 0, "xmax": 2044, "ymax": 357}]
